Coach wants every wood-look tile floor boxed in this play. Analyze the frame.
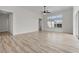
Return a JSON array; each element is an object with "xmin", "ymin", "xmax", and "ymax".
[{"xmin": 0, "ymin": 31, "xmax": 79, "ymax": 53}]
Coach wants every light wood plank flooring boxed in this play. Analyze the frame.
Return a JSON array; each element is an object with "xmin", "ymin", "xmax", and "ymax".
[{"xmin": 0, "ymin": 31, "xmax": 79, "ymax": 53}]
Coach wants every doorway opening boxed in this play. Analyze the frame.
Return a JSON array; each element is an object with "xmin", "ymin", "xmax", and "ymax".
[{"xmin": 0, "ymin": 10, "xmax": 13, "ymax": 35}]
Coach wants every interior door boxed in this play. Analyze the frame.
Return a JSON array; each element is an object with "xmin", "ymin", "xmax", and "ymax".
[{"xmin": 39, "ymin": 18, "xmax": 42, "ymax": 31}]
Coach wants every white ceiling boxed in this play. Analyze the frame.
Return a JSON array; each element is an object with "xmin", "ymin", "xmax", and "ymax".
[
  {"xmin": 22, "ymin": 6, "xmax": 73, "ymax": 13},
  {"xmin": 46, "ymin": 6, "xmax": 73, "ymax": 12},
  {"xmin": 0, "ymin": 6, "xmax": 73, "ymax": 15}
]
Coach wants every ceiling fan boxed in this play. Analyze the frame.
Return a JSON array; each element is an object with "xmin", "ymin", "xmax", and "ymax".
[{"xmin": 42, "ymin": 6, "xmax": 51, "ymax": 15}]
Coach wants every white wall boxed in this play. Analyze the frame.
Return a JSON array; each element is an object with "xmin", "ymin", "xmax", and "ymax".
[
  {"xmin": 78, "ymin": 15, "xmax": 79, "ymax": 38},
  {"xmin": 42, "ymin": 8, "xmax": 73, "ymax": 34},
  {"xmin": 62, "ymin": 8, "xmax": 73, "ymax": 33},
  {"xmin": 73, "ymin": 7, "xmax": 79, "ymax": 38},
  {"xmin": 8, "ymin": 13, "xmax": 13, "ymax": 34},
  {"xmin": 0, "ymin": 6, "xmax": 41, "ymax": 35},
  {"xmin": 0, "ymin": 14, "xmax": 9, "ymax": 32}
]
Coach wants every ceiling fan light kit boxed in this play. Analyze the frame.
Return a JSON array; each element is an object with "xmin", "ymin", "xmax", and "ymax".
[
  {"xmin": 42, "ymin": 6, "xmax": 51, "ymax": 15},
  {"xmin": 43, "ymin": 12, "xmax": 46, "ymax": 15}
]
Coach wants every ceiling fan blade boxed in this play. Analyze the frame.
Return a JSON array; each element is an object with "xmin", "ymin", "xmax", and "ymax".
[
  {"xmin": 46, "ymin": 10, "xmax": 51, "ymax": 13},
  {"xmin": 47, "ymin": 12, "xmax": 51, "ymax": 13}
]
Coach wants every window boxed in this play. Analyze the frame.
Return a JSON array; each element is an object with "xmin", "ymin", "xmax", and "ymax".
[
  {"xmin": 51, "ymin": 21, "xmax": 54, "ymax": 28},
  {"xmin": 47, "ymin": 21, "xmax": 52, "ymax": 28},
  {"xmin": 57, "ymin": 24, "xmax": 62, "ymax": 28},
  {"xmin": 47, "ymin": 15, "xmax": 63, "ymax": 28}
]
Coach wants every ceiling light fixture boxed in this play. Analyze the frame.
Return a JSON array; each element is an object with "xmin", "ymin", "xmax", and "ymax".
[{"xmin": 42, "ymin": 6, "xmax": 51, "ymax": 15}]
